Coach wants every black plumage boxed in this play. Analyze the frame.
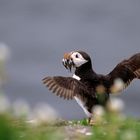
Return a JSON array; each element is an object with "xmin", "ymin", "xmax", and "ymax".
[{"xmin": 42, "ymin": 51, "xmax": 140, "ymax": 121}]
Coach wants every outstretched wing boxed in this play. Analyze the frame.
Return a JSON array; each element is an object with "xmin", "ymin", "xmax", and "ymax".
[
  {"xmin": 42, "ymin": 76, "xmax": 91, "ymax": 100},
  {"xmin": 107, "ymin": 53, "xmax": 140, "ymax": 93}
]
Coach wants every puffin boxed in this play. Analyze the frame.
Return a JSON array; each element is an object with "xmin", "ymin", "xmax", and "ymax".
[{"xmin": 42, "ymin": 51, "xmax": 140, "ymax": 122}]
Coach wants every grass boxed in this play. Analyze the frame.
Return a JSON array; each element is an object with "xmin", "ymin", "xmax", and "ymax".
[
  {"xmin": 0, "ymin": 113, "xmax": 140, "ymax": 140},
  {"xmin": 0, "ymin": 91, "xmax": 139, "ymax": 140}
]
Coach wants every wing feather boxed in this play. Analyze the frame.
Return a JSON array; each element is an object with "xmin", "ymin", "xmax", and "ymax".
[
  {"xmin": 42, "ymin": 76, "xmax": 91, "ymax": 100},
  {"xmin": 108, "ymin": 53, "xmax": 140, "ymax": 93}
]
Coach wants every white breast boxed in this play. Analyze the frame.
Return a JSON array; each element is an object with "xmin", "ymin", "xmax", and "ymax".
[
  {"xmin": 74, "ymin": 96, "xmax": 92, "ymax": 117},
  {"xmin": 72, "ymin": 74, "xmax": 91, "ymax": 117},
  {"xmin": 72, "ymin": 74, "xmax": 81, "ymax": 81}
]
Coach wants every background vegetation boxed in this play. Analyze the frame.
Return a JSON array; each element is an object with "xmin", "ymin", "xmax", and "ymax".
[{"xmin": 0, "ymin": 92, "xmax": 140, "ymax": 140}]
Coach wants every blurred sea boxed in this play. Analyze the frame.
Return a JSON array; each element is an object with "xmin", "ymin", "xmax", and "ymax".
[{"xmin": 0, "ymin": 0, "xmax": 140, "ymax": 119}]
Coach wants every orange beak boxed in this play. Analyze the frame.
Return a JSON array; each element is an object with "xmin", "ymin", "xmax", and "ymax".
[
  {"xmin": 62, "ymin": 52, "xmax": 74, "ymax": 71},
  {"xmin": 63, "ymin": 52, "xmax": 72, "ymax": 60}
]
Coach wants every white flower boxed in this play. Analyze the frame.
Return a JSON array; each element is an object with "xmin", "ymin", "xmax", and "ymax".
[
  {"xmin": 110, "ymin": 78, "xmax": 125, "ymax": 93},
  {"xmin": 121, "ymin": 130, "xmax": 137, "ymax": 140},
  {"xmin": 0, "ymin": 42, "xmax": 10, "ymax": 61},
  {"xmin": 93, "ymin": 105, "xmax": 105, "ymax": 117},
  {"xmin": 12, "ymin": 99, "xmax": 31, "ymax": 118},
  {"xmin": 85, "ymin": 132, "xmax": 93, "ymax": 136},
  {"xmin": 32, "ymin": 102, "xmax": 59, "ymax": 125},
  {"xmin": 91, "ymin": 105, "xmax": 105, "ymax": 123},
  {"xmin": 107, "ymin": 97, "xmax": 125, "ymax": 113}
]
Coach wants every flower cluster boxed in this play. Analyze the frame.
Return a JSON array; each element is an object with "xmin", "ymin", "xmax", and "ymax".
[{"xmin": 0, "ymin": 93, "xmax": 59, "ymax": 126}]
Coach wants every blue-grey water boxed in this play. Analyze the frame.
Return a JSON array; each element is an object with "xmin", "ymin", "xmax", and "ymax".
[{"xmin": 0, "ymin": 0, "xmax": 140, "ymax": 119}]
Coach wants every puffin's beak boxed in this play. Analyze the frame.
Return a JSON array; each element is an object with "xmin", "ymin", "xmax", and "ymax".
[
  {"xmin": 62, "ymin": 52, "xmax": 74, "ymax": 71},
  {"xmin": 63, "ymin": 52, "xmax": 72, "ymax": 60}
]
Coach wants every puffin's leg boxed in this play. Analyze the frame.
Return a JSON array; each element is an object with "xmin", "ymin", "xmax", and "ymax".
[
  {"xmin": 88, "ymin": 114, "xmax": 96, "ymax": 125},
  {"xmin": 88, "ymin": 117, "xmax": 91, "ymax": 124},
  {"xmin": 89, "ymin": 118, "xmax": 96, "ymax": 125}
]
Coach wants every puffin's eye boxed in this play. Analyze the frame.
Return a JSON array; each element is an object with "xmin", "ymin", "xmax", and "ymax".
[{"xmin": 75, "ymin": 54, "xmax": 79, "ymax": 58}]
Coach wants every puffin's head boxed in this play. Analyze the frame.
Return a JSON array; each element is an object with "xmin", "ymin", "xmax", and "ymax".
[{"xmin": 62, "ymin": 51, "xmax": 91, "ymax": 71}]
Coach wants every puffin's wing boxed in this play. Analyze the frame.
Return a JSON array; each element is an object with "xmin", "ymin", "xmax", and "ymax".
[
  {"xmin": 42, "ymin": 76, "xmax": 89, "ymax": 100},
  {"xmin": 108, "ymin": 53, "xmax": 140, "ymax": 93}
]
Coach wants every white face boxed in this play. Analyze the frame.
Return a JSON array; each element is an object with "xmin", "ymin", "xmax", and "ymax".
[{"xmin": 71, "ymin": 52, "xmax": 88, "ymax": 67}]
